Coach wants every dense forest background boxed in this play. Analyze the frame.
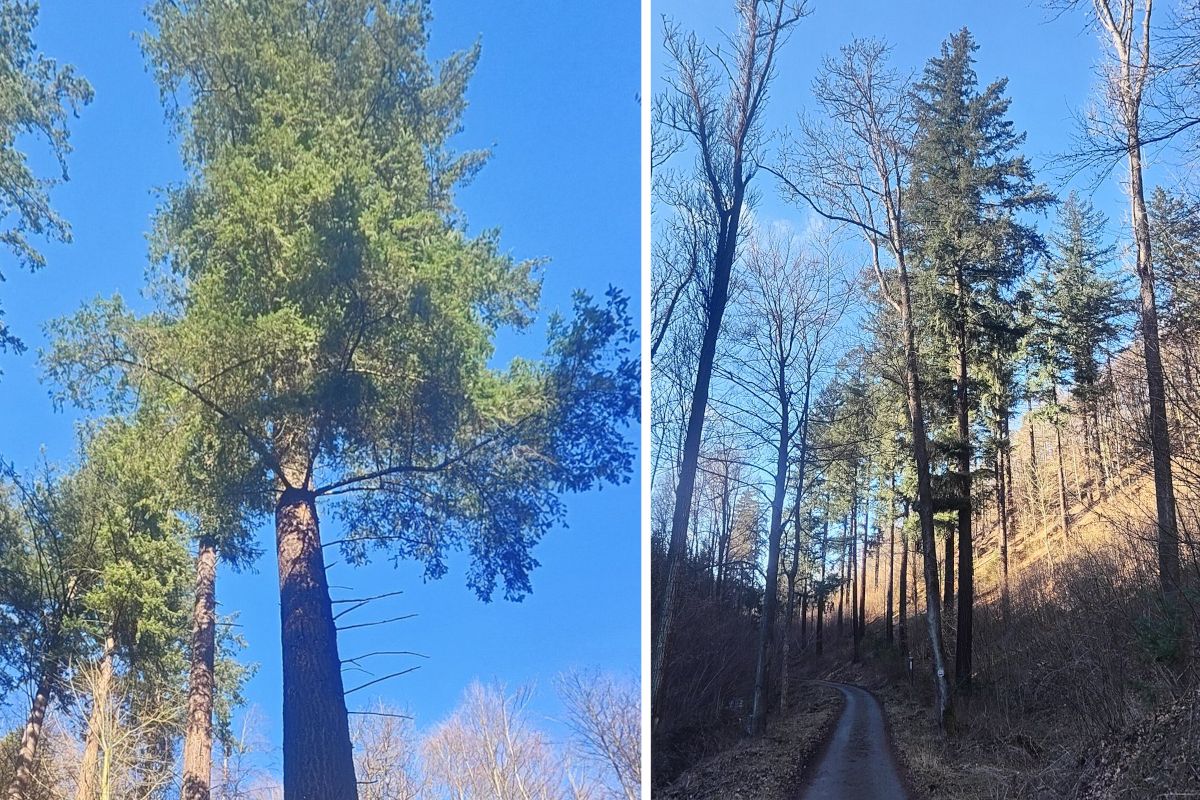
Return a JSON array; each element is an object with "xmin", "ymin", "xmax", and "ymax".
[{"xmin": 651, "ymin": 1, "xmax": 1200, "ymax": 797}]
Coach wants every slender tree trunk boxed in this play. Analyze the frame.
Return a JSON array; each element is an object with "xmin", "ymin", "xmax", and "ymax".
[
  {"xmin": 652, "ymin": 191, "xmax": 744, "ymax": 733},
  {"xmin": 898, "ymin": 502, "xmax": 909, "ymax": 657},
  {"xmin": 714, "ymin": 474, "xmax": 732, "ymax": 600},
  {"xmin": 751, "ymin": 410, "xmax": 790, "ymax": 735},
  {"xmin": 5, "ymin": 663, "xmax": 57, "ymax": 800},
  {"xmin": 953, "ymin": 281, "xmax": 974, "ymax": 691},
  {"xmin": 857, "ymin": 501, "xmax": 868, "ymax": 660},
  {"xmin": 183, "ymin": 537, "xmax": 219, "ymax": 800},
  {"xmin": 780, "ymin": 569, "xmax": 795, "ymax": 714},
  {"xmin": 1026, "ymin": 393, "xmax": 1042, "ymax": 526},
  {"xmin": 850, "ymin": 492, "xmax": 861, "ymax": 663},
  {"xmin": 800, "ymin": 582, "xmax": 809, "ymax": 649},
  {"xmin": 780, "ymin": 383, "xmax": 813, "ymax": 712},
  {"xmin": 816, "ymin": 513, "xmax": 828, "ymax": 656},
  {"xmin": 76, "ymin": 634, "xmax": 116, "ymax": 800},
  {"xmin": 837, "ymin": 522, "xmax": 847, "ymax": 637},
  {"xmin": 1091, "ymin": 405, "xmax": 1110, "ymax": 498},
  {"xmin": 886, "ymin": 481, "xmax": 896, "ymax": 646},
  {"xmin": 276, "ymin": 470, "xmax": 358, "ymax": 800},
  {"xmin": 897, "ymin": 281, "xmax": 953, "ymax": 725},
  {"xmin": 943, "ymin": 523, "xmax": 954, "ymax": 610},
  {"xmin": 1127, "ymin": 127, "xmax": 1182, "ymax": 610},
  {"xmin": 1052, "ymin": 386, "xmax": 1070, "ymax": 541},
  {"xmin": 996, "ymin": 429, "xmax": 1011, "ymax": 623}
]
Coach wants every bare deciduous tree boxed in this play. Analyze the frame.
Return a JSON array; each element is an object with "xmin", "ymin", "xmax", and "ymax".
[
  {"xmin": 555, "ymin": 671, "xmax": 639, "ymax": 800},
  {"xmin": 1071, "ymin": 0, "xmax": 1183, "ymax": 615},
  {"xmin": 349, "ymin": 704, "xmax": 422, "ymax": 800},
  {"xmin": 650, "ymin": 0, "xmax": 809, "ymax": 735},
  {"xmin": 423, "ymin": 682, "xmax": 592, "ymax": 800},
  {"xmin": 64, "ymin": 661, "xmax": 183, "ymax": 800},
  {"xmin": 769, "ymin": 37, "xmax": 955, "ymax": 728}
]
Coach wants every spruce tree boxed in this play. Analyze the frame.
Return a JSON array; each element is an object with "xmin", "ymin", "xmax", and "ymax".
[
  {"xmin": 908, "ymin": 28, "xmax": 1051, "ymax": 691},
  {"xmin": 1043, "ymin": 193, "xmax": 1128, "ymax": 498}
]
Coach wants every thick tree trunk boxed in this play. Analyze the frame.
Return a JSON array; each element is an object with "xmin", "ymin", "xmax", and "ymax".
[
  {"xmin": 5, "ymin": 664, "xmax": 57, "ymax": 800},
  {"xmin": 76, "ymin": 635, "xmax": 116, "ymax": 800},
  {"xmin": 276, "ymin": 478, "xmax": 358, "ymax": 800},
  {"xmin": 953, "ymin": 286, "xmax": 974, "ymax": 691},
  {"xmin": 182, "ymin": 537, "xmax": 219, "ymax": 800},
  {"xmin": 911, "ymin": 537, "xmax": 919, "ymax": 618}
]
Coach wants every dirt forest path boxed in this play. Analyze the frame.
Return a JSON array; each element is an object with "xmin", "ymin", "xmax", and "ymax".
[{"xmin": 796, "ymin": 682, "xmax": 909, "ymax": 800}]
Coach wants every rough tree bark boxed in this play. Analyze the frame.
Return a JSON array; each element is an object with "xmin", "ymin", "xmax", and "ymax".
[
  {"xmin": 4, "ymin": 664, "xmax": 57, "ymax": 800},
  {"xmin": 182, "ymin": 537, "xmax": 218, "ymax": 800},
  {"xmin": 276, "ymin": 470, "xmax": 358, "ymax": 800}
]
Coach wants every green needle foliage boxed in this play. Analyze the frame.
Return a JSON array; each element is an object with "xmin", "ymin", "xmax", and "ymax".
[
  {"xmin": 45, "ymin": 0, "xmax": 637, "ymax": 601},
  {"xmin": 0, "ymin": 0, "xmax": 91, "ymax": 353},
  {"xmin": 1039, "ymin": 193, "xmax": 1128, "ymax": 406}
]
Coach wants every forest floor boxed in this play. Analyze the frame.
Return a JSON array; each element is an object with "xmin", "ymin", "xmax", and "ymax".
[{"xmin": 657, "ymin": 684, "xmax": 844, "ymax": 800}]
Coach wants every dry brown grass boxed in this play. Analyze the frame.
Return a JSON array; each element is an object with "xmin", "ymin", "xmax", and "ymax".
[
  {"xmin": 657, "ymin": 684, "xmax": 843, "ymax": 800},
  {"xmin": 848, "ymin": 469, "xmax": 1200, "ymax": 799}
]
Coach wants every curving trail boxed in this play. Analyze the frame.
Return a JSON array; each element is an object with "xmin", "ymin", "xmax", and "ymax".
[{"xmin": 797, "ymin": 682, "xmax": 909, "ymax": 800}]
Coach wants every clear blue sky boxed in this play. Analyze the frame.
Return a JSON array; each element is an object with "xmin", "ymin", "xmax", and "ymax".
[
  {"xmin": 0, "ymin": 0, "xmax": 639, "ymax": 763},
  {"xmin": 652, "ymin": 0, "xmax": 1190, "ymax": 274}
]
